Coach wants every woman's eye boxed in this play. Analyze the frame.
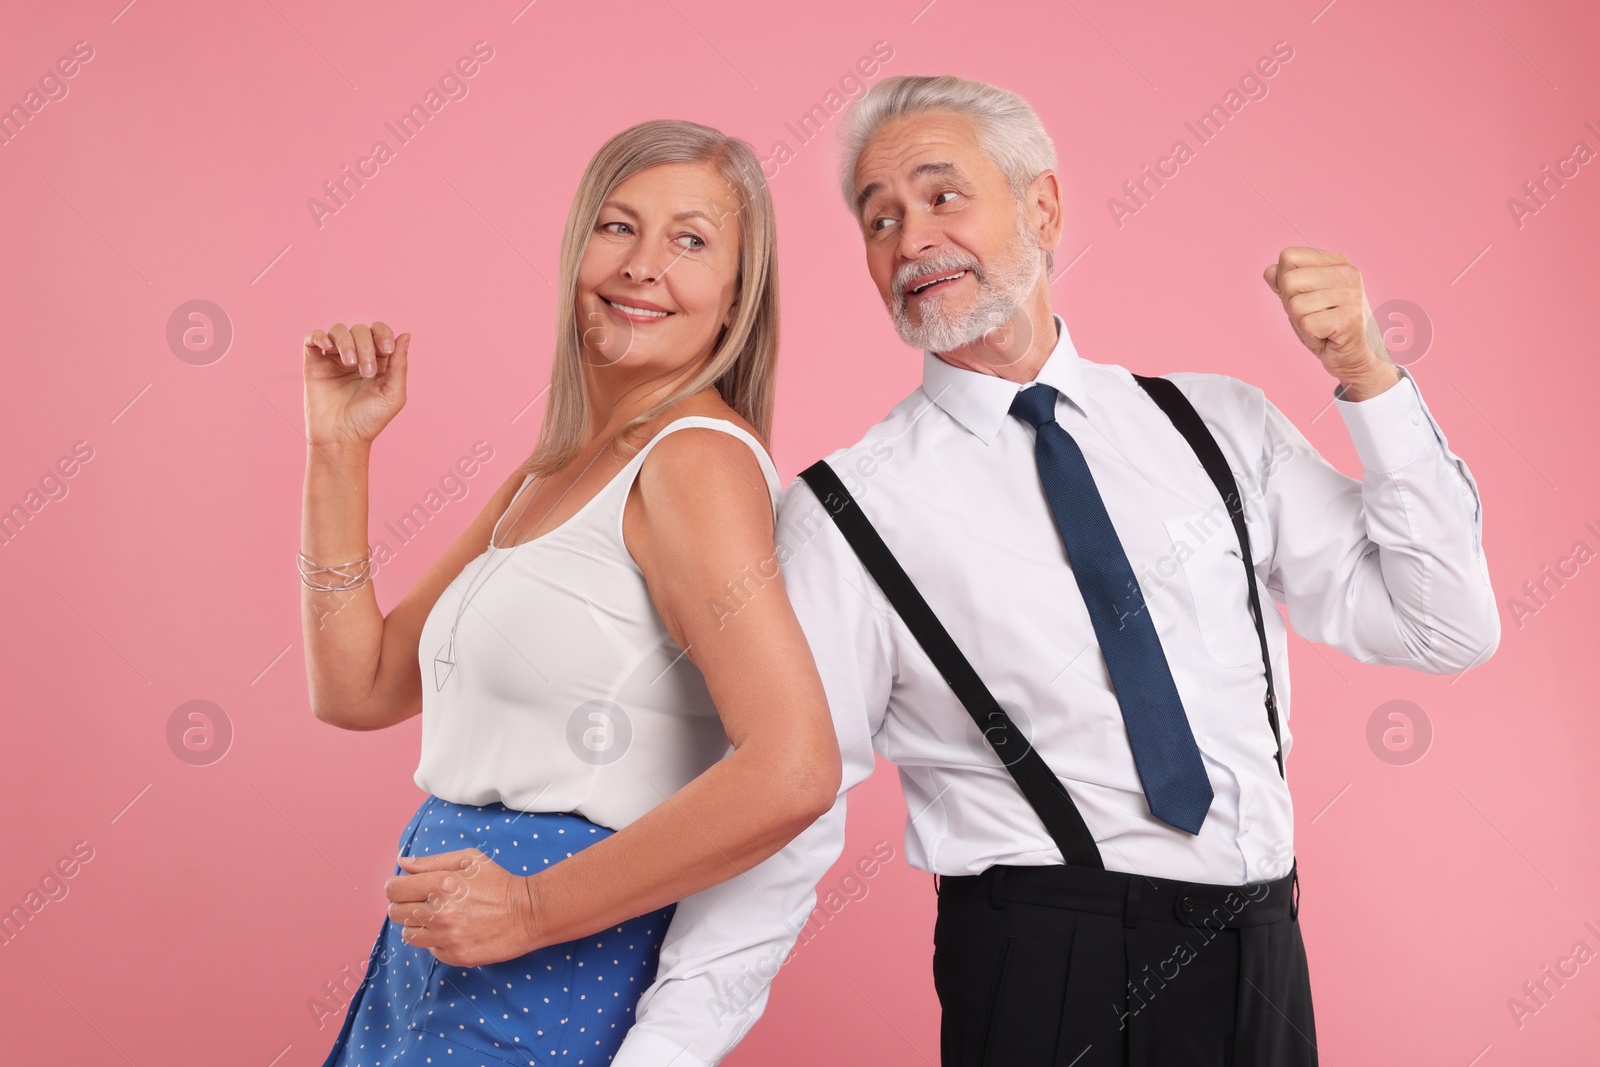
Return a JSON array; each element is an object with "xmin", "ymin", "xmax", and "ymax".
[
  {"xmin": 675, "ymin": 233, "xmax": 706, "ymax": 250},
  {"xmin": 601, "ymin": 221, "xmax": 632, "ymax": 235}
]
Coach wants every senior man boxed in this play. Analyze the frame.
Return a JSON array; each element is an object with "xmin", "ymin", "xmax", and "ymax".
[{"xmin": 613, "ymin": 74, "xmax": 1499, "ymax": 1067}]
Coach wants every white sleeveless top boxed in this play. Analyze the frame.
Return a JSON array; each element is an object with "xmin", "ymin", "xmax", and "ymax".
[{"xmin": 414, "ymin": 417, "xmax": 783, "ymax": 830}]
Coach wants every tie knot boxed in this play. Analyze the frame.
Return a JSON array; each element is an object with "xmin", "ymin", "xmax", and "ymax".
[{"xmin": 1009, "ymin": 383, "xmax": 1060, "ymax": 429}]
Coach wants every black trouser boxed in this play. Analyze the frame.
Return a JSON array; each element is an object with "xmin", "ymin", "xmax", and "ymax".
[{"xmin": 932, "ymin": 861, "xmax": 1316, "ymax": 1066}]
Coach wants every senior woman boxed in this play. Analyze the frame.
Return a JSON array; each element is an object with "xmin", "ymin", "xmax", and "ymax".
[{"xmin": 298, "ymin": 119, "xmax": 839, "ymax": 1065}]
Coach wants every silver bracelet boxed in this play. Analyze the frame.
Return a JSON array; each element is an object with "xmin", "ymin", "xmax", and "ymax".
[{"xmin": 298, "ymin": 547, "xmax": 374, "ymax": 592}]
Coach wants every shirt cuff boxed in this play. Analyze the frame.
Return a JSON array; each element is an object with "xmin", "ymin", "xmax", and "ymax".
[
  {"xmin": 1334, "ymin": 365, "xmax": 1433, "ymax": 474},
  {"xmin": 611, "ymin": 1030, "xmax": 718, "ymax": 1067}
]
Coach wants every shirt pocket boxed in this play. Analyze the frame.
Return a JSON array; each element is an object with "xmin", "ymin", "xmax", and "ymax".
[{"xmin": 1161, "ymin": 510, "xmax": 1261, "ymax": 668}]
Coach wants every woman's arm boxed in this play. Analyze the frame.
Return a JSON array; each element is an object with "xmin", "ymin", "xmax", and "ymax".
[
  {"xmin": 301, "ymin": 434, "xmax": 389, "ymax": 727},
  {"xmin": 300, "ymin": 322, "xmax": 526, "ymax": 731},
  {"xmin": 533, "ymin": 426, "xmax": 842, "ymax": 939},
  {"xmin": 301, "ymin": 440, "xmax": 530, "ymax": 730},
  {"xmin": 388, "ymin": 425, "xmax": 842, "ymax": 963}
]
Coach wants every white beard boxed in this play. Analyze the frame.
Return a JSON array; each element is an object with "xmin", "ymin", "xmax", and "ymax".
[{"xmin": 888, "ymin": 215, "xmax": 1045, "ymax": 354}]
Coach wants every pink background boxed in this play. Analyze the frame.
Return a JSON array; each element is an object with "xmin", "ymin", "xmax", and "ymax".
[{"xmin": 2, "ymin": 0, "xmax": 1597, "ymax": 1063}]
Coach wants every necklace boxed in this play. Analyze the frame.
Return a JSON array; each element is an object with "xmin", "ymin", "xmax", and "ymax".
[{"xmin": 432, "ymin": 443, "xmax": 609, "ymax": 690}]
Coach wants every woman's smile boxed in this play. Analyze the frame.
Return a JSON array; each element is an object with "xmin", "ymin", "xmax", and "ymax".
[{"xmin": 599, "ymin": 293, "xmax": 676, "ymax": 324}]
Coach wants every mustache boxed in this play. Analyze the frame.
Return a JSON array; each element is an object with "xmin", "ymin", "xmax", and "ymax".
[{"xmin": 892, "ymin": 252, "xmax": 984, "ymax": 303}]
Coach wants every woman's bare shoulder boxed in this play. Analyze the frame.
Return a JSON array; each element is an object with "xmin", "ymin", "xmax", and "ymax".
[
  {"xmin": 622, "ymin": 394, "xmax": 776, "ymax": 594},
  {"xmin": 626, "ymin": 394, "xmax": 770, "ymax": 515}
]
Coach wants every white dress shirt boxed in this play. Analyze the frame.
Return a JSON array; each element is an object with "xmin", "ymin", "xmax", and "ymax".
[{"xmin": 612, "ymin": 313, "xmax": 1500, "ymax": 1066}]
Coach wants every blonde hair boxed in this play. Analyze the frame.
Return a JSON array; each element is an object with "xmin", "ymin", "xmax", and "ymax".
[{"xmin": 525, "ymin": 119, "xmax": 779, "ymax": 476}]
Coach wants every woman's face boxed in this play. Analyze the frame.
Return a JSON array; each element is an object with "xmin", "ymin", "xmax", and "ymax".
[{"xmin": 575, "ymin": 160, "xmax": 744, "ymax": 374}]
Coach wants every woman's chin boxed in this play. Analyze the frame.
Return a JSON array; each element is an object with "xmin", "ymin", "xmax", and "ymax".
[{"xmin": 584, "ymin": 342, "xmax": 635, "ymax": 367}]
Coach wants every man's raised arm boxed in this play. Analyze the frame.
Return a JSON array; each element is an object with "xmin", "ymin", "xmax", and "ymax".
[
  {"xmin": 1262, "ymin": 362, "xmax": 1499, "ymax": 672},
  {"xmin": 1255, "ymin": 246, "xmax": 1499, "ymax": 671}
]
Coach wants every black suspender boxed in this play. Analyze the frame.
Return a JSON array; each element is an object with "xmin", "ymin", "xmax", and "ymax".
[
  {"xmin": 797, "ymin": 372, "xmax": 1285, "ymax": 870},
  {"xmin": 1131, "ymin": 373, "xmax": 1284, "ymax": 780},
  {"xmin": 798, "ymin": 460, "xmax": 1104, "ymax": 869}
]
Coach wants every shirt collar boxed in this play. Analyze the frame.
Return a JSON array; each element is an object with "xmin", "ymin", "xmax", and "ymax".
[{"xmin": 920, "ymin": 313, "xmax": 1087, "ymax": 445}]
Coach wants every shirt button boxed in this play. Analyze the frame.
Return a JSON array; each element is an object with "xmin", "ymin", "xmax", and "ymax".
[
  {"xmin": 1242, "ymin": 818, "xmax": 1253, "ymax": 831},
  {"xmin": 1410, "ymin": 411, "xmax": 1422, "ymax": 425}
]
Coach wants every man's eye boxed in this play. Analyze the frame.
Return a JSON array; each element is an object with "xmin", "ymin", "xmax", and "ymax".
[
  {"xmin": 870, "ymin": 216, "xmax": 897, "ymax": 232},
  {"xmin": 933, "ymin": 190, "xmax": 959, "ymax": 206}
]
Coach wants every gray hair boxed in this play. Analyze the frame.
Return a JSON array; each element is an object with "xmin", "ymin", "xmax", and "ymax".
[{"xmin": 837, "ymin": 74, "xmax": 1058, "ymax": 270}]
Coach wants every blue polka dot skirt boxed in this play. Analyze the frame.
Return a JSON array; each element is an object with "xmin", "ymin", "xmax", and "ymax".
[{"xmin": 320, "ymin": 796, "xmax": 676, "ymax": 1066}]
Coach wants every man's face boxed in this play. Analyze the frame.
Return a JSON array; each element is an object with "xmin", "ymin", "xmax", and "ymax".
[{"xmin": 851, "ymin": 109, "xmax": 1045, "ymax": 353}]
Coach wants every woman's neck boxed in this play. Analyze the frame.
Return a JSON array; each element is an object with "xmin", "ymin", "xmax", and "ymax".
[{"xmin": 581, "ymin": 352, "xmax": 714, "ymax": 439}]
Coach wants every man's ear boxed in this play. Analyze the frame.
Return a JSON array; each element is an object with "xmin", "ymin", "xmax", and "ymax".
[{"xmin": 1030, "ymin": 170, "xmax": 1065, "ymax": 254}]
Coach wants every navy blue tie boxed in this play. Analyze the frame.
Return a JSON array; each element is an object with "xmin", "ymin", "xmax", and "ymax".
[{"xmin": 1010, "ymin": 384, "xmax": 1213, "ymax": 835}]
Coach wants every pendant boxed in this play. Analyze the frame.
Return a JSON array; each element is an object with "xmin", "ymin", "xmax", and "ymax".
[{"xmin": 433, "ymin": 650, "xmax": 455, "ymax": 690}]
